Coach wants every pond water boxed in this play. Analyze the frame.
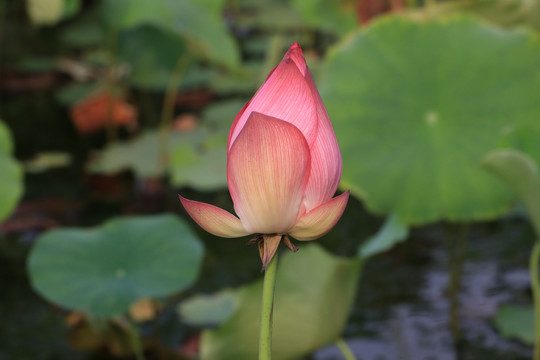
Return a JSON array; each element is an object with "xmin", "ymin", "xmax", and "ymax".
[{"xmin": 315, "ymin": 205, "xmax": 533, "ymax": 360}]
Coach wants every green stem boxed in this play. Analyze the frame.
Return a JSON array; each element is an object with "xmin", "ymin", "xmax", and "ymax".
[
  {"xmin": 158, "ymin": 54, "xmax": 191, "ymax": 172},
  {"xmin": 125, "ymin": 319, "xmax": 146, "ymax": 360},
  {"xmin": 336, "ymin": 338, "xmax": 356, "ymax": 360},
  {"xmin": 530, "ymin": 240, "xmax": 540, "ymax": 360},
  {"xmin": 105, "ymin": 28, "xmax": 118, "ymax": 145},
  {"xmin": 259, "ymin": 251, "xmax": 279, "ymax": 360}
]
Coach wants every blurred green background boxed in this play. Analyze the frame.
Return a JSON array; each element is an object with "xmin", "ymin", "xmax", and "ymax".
[{"xmin": 3, "ymin": 0, "xmax": 540, "ymax": 359}]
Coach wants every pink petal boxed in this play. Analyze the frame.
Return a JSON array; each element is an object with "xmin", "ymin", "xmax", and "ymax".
[
  {"xmin": 228, "ymin": 45, "xmax": 318, "ymax": 150},
  {"xmin": 228, "ymin": 112, "xmax": 311, "ymax": 235},
  {"xmin": 285, "ymin": 41, "xmax": 307, "ymax": 76},
  {"xmin": 179, "ymin": 195, "xmax": 249, "ymax": 238},
  {"xmin": 297, "ymin": 68, "xmax": 342, "ymax": 211},
  {"xmin": 289, "ymin": 191, "xmax": 349, "ymax": 241}
]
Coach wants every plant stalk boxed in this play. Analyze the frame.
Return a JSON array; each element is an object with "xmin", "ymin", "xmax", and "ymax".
[
  {"xmin": 104, "ymin": 28, "xmax": 118, "ymax": 144},
  {"xmin": 158, "ymin": 54, "xmax": 190, "ymax": 172},
  {"xmin": 530, "ymin": 240, "xmax": 540, "ymax": 360},
  {"xmin": 259, "ymin": 251, "xmax": 279, "ymax": 360},
  {"xmin": 336, "ymin": 338, "xmax": 356, "ymax": 360},
  {"xmin": 124, "ymin": 318, "xmax": 146, "ymax": 360}
]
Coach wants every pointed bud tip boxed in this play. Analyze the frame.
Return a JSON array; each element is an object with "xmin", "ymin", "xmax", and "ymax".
[{"xmin": 285, "ymin": 42, "xmax": 307, "ymax": 76}]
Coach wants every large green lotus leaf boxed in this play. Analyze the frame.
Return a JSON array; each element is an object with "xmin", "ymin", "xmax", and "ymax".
[
  {"xmin": 483, "ymin": 149, "xmax": 540, "ymax": 235},
  {"xmin": 401, "ymin": 0, "xmax": 540, "ymax": 31},
  {"xmin": 200, "ymin": 244, "xmax": 362, "ymax": 360},
  {"xmin": 321, "ymin": 16, "xmax": 540, "ymax": 224},
  {"xmin": 0, "ymin": 120, "xmax": 23, "ymax": 222},
  {"xmin": 118, "ymin": 25, "xmax": 188, "ymax": 90},
  {"xmin": 100, "ymin": 0, "xmax": 238, "ymax": 68},
  {"xmin": 27, "ymin": 215, "xmax": 204, "ymax": 317},
  {"xmin": 493, "ymin": 304, "xmax": 534, "ymax": 345}
]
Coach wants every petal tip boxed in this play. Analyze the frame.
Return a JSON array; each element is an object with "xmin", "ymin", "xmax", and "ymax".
[
  {"xmin": 289, "ymin": 191, "xmax": 350, "ymax": 241},
  {"xmin": 179, "ymin": 195, "xmax": 249, "ymax": 238},
  {"xmin": 285, "ymin": 42, "xmax": 307, "ymax": 76}
]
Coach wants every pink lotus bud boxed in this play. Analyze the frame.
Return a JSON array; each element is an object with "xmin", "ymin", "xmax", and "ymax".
[{"xmin": 179, "ymin": 42, "xmax": 349, "ymax": 269}]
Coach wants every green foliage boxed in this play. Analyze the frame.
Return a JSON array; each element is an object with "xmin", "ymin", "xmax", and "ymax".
[
  {"xmin": 55, "ymin": 83, "xmax": 101, "ymax": 106},
  {"xmin": 200, "ymin": 244, "xmax": 362, "ymax": 360},
  {"xmin": 493, "ymin": 304, "xmax": 535, "ymax": 345},
  {"xmin": 403, "ymin": 0, "xmax": 540, "ymax": 31},
  {"xmin": 27, "ymin": 215, "xmax": 204, "ymax": 317},
  {"xmin": 169, "ymin": 134, "xmax": 228, "ymax": 190},
  {"xmin": 60, "ymin": 6, "xmax": 106, "ymax": 49},
  {"xmin": 232, "ymin": 1, "xmax": 303, "ymax": 30},
  {"xmin": 0, "ymin": 120, "xmax": 23, "ymax": 222},
  {"xmin": 88, "ymin": 127, "xmax": 229, "ymax": 190},
  {"xmin": 499, "ymin": 121, "xmax": 540, "ymax": 167},
  {"xmin": 88, "ymin": 100, "xmax": 244, "ymax": 190},
  {"xmin": 118, "ymin": 26, "xmax": 188, "ymax": 90},
  {"xmin": 23, "ymin": 152, "xmax": 72, "ymax": 173},
  {"xmin": 359, "ymin": 213, "xmax": 409, "ymax": 259},
  {"xmin": 291, "ymin": 0, "xmax": 357, "ymax": 36},
  {"xmin": 26, "ymin": 0, "xmax": 80, "ymax": 25},
  {"xmin": 178, "ymin": 289, "xmax": 238, "ymax": 327},
  {"xmin": 100, "ymin": 0, "xmax": 239, "ymax": 69},
  {"xmin": 170, "ymin": 100, "xmax": 247, "ymax": 190},
  {"xmin": 87, "ymin": 130, "xmax": 171, "ymax": 178},
  {"xmin": 321, "ymin": 16, "xmax": 540, "ymax": 225},
  {"xmin": 483, "ymin": 149, "xmax": 540, "ymax": 235}
]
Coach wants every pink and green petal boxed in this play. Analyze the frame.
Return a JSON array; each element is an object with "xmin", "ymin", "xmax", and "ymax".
[
  {"xmin": 227, "ymin": 112, "xmax": 311, "ymax": 235},
  {"xmin": 289, "ymin": 191, "xmax": 350, "ymax": 241},
  {"xmin": 179, "ymin": 196, "xmax": 249, "ymax": 238}
]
